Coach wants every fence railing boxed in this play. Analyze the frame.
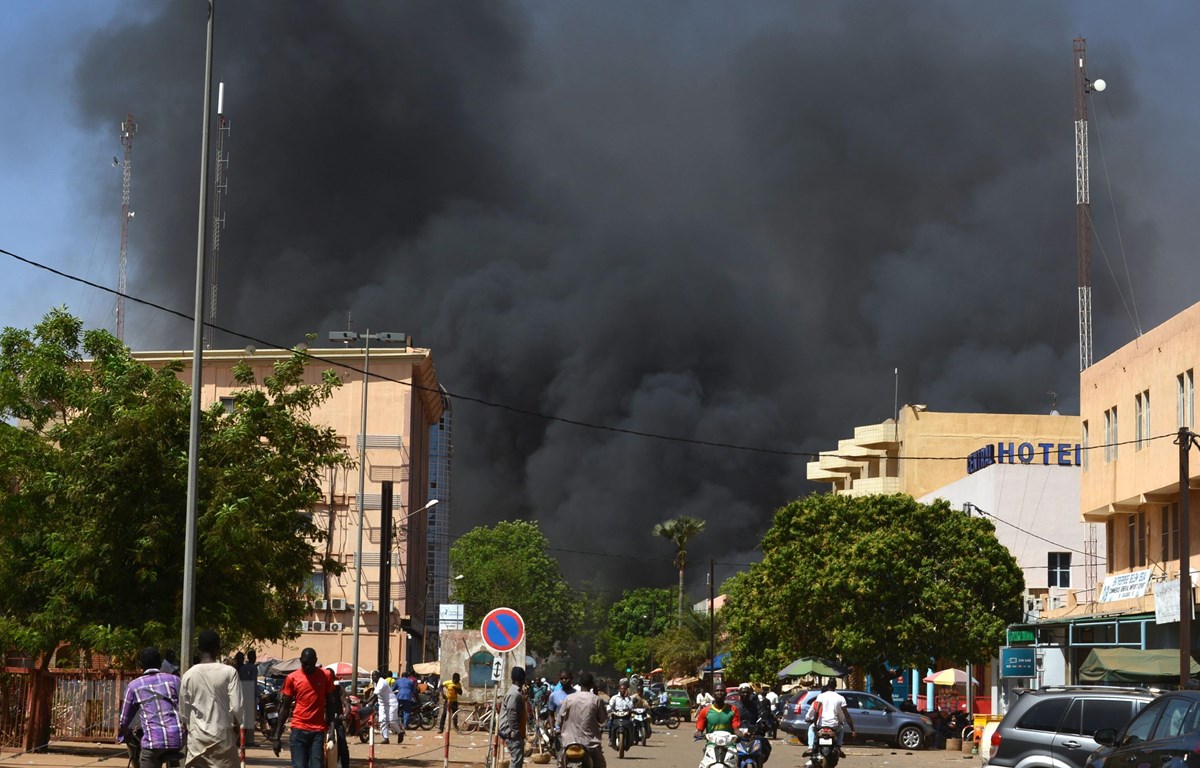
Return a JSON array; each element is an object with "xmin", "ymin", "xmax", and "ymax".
[{"xmin": 0, "ymin": 666, "xmax": 133, "ymax": 748}]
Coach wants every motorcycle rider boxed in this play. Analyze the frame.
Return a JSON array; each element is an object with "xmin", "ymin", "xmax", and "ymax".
[
  {"xmin": 557, "ymin": 672, "xmax": 608, "ymax": 768},
  {"xmin": 696, "ymin": 688, "xmax": 741, "ymax": 737},
  {"xmin": 804, "ymin": 680, "xmax": 855, "ymax": 764},
  {"xmin": 606, "ymin": 680, "xmax": 636, "ymax": 749},
  {"xmin": 738, "ymin": 683, "xmax": 761, "ymax": 728}
]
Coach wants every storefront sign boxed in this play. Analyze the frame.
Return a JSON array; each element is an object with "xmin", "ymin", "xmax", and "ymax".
[
  {"xmin": 1153, "ymin": 572, "xmax": 1198, "ymax": 624},
  {"xmin": 1098, "ymin": 569, "xmax": 1153, "ymax": 602},
  {"xmin": 966, "ymin": 442, "xmax": 1081, "ymax": 474},
  {"xmin": 1007, "ymin": 629, "xmax": 1035, "ymax": 644},
  {"xmin": 1000, "ymin": 647, "xmax": 1036, "ymax": 678}
]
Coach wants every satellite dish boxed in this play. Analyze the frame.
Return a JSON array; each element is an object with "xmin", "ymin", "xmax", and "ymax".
[{"xmin": 1092, "ymin": 78, "xmax": 1106, "ymax": 92}]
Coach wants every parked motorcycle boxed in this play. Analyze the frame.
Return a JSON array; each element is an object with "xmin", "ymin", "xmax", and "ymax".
[
  {"xmin": 256, "ymin": 681, "xmax": 280, "ymax": 739},
  {"xmin": 631, "ymin": 707, "xmax": 650, "ymax": 745},
  {"xmin": 416, "ymin": 699, "xmax": 437, "ymax": 730},
  {"xmin": 346, "ymin": 694, "xmax": 375, "ymax": 744},
  {"xmin": 810, "ymin": 725, "xmax": 841, "ymax": 768},
  {"xmin": 610, "ymin": 710, "xmax": 636, "ymax": 758},
  {"xmin": 697, "ymin": 730, "xmax": 738, "ymax": 768},
  {"xmin": 736, "ymin": 725, "xmax": 771, "ymax": 768},
  {"xmin": 651, "ymin": 705, "xmax": 680, "ymax": 729}
]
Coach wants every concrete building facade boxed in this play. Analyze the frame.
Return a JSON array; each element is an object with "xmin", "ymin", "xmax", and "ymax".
[{"xmin": 136, "ymin": 345, "xmax": 443, "ymax": 673}]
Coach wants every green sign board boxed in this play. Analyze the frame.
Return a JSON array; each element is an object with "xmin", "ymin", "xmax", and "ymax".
[{"xmin": 1008, "ymin": 629, "xmax": 1035, "ymax": 644}]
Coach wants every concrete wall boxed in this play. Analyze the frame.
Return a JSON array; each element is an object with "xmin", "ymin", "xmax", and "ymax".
[{"xmin": 437, "ymin": 629, "xmax": 527, "ymax": 704}]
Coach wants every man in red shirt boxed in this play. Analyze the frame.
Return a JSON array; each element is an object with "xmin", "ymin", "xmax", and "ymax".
[{"xmin": 273, "ymin": 648, "xmax": 335, "ymax": 768}]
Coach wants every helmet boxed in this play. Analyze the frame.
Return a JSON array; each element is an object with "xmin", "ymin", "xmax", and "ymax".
[{"xmin": 739, "ymin": 682, "xmax": 750, "ymax": 690}]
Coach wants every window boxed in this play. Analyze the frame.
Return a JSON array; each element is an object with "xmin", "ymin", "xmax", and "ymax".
[
  {"xmin": 1059, "ymin": 698, "xmax": 1136, "ymax": 737},
  {"xmin": 309, "ymin": 572, "xmax": 325, "ymax": 593},
  {"xmin": 1135, "ymin": 390, "xmax": 1150, "ymax": 450},
  {"xmin": 1016, "ymin": 697, "xmax": 1071, "ymax": 732},
  {"xmin": 1106, "ymin": 520, "xmax": 1115, "ymax": 571},
  {"xmin": 1162, "ymin": 503, "xmax": 1181, "ymax": 562},
  {"xmin": 1151, "ymin": 698, "xmax": 1196, "ymax": 740},
  {"xmin": 1104, "ymin": 406, "xmax": 1119, "ymax": 462},
  {"xmin": 219, "ymin": 396, "xmax": 236, "ymax": 413},
  {"xmin": 1082, "ymin": 420, "xmax": 1089, "ymax": 470},
  {"xmin": 1121, "ymin": 698, "xmax": 1166, "ymax": 746},
  {"xmin": 1179, "ymin": 370, "xmax": 1195, "ymax": 428},
  {"xmin": 1128, "ymin": 513, "xmax": 1147, "ymax": 569},
  {"xmin": 1048, "ymin": 553, "xmax": 1071, "ymax": 588}
]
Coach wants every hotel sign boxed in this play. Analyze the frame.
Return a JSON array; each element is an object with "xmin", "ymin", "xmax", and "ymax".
[{"xmin": 967, "ymin": 442, "xmax": 1082, "ymax": 474}]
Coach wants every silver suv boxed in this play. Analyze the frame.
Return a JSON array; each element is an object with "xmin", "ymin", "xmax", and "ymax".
[{"xmin": 986, "ymin": 686, "xmax": 1156, "ymax": 768}]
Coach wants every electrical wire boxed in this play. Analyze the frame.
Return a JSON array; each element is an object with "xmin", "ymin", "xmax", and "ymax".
[
  {"xmin": 969, "ymin": 503, "xmax": 1103, "ymax": 560},
  {"xmin": 1091, "ymin": 93, "xmax": 1143, "ymax": 337},
  {"xmin": 0, "ymin": 244, "xmax": 1166, "ymax": 462}
]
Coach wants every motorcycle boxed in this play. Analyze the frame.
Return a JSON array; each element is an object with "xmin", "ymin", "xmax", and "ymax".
[
  {"xmin": 416, "ymin": 698, "xmax": 437, "ymax": 730},
  {"xmin": 538, "ymin": 706, "xmax": 561, "ymax": 755},
  {"xmin": 559, "ymin": 741, "xmax": 593, "ymax": 768},
  {"xmin": 346, "ymin": 694, "xmax": 374, "ymax": 744},
  {"xmin": 698, "ymin": 730, "xmax": 738, "ymax": 768},
  {"xmin": 256, "ymin": 681, "xmax": 280, "ymax": 738},
  {"xmin": 651, "ymin": 704, "xmax": 680, "ymax": 729},
  {"xmin": 810, "ymin": 725, "xmax": 841, "ymax": 768},
  {"xmin": 631, "ymin": 707, "xmax": 650, "ymax": 745},
  {"xmin": 610, "ymin": 710, "xmax": 636, "ymax": 758},
  {"xmin": 736, "ymin": 725, "xmax": 771, "ymax": 768}
]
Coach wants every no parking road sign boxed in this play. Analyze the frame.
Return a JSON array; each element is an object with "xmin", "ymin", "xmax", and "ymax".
[{"xmin": 481, "ymin": 607, "xmax": 525, "ymax": 653}]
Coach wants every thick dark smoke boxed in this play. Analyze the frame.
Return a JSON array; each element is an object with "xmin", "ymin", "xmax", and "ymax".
[{"xmin": 70, "ymin": 1, "xmax": 1162, "ymax": 593}]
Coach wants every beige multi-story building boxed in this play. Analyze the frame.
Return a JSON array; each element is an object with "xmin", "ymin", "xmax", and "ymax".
[
  {"xmin": 136, "ymin": 344, "xmax": 443, "ymax": 674},
  {"xmin": 807, "ymin": 408, "xmax": 1080, "ymax": 501},
  {"xmin": 1080, "ymin": 300, "xmax": 1200, "ymax": 616}
]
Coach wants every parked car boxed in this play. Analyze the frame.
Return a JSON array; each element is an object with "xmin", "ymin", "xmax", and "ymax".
[
  {"xmin": 664, "ymin": 688, "xmax": 691, "ymax": 718},
  {"xmin": 1086, "ymin": 690, "xmax": 1200, "ymax": 768},
  {"xmin": 987, "ymin": 685, "xmax": 1156, "ymax": 768},
  {"xmin": 779, "ymin": 689, "xmax": 932, "ymax": 749}
]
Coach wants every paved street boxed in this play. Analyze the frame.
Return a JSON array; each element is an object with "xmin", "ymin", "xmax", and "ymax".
[{"xmin": 0, "ymin": 729, "xmax": 984, "ymax": 768}]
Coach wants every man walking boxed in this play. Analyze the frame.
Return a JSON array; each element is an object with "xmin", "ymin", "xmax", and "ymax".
[
  {"xmin": 556, "ymin": 672, "xmax": 607, "ymax": 768},
  {"xmin": 235, "ymin": 650, "xmax": 258, "ymax": 746},
  {"xmin": 438, "ymin": 673, "xmax": 462, "ymax": 734},
  {"xmin": 273, "ymin": 648, "xmax": 335, "ymax": 768},
  {"xmin": 372, "ymin": 670, "xmax": 400, "ymax": 743},
  {"xmin": 180, "ymin": 630, "xmax": 243, "ymax": 768},
  {"xmin": 394, "ymin": 669, "xmax": 419, "ymax": 729},
  {"xmin": 118, "ymin": 647, "xmax": 185, "ymax": 768},
  {"xmin": 499, "ymin": 666, "xmax": 528, "ymax": 768}
]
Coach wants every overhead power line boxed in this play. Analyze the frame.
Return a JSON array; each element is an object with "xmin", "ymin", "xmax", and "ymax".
[{"xmin": 1, "ymin": 244, "xmax": 1147, "ymax": 461}]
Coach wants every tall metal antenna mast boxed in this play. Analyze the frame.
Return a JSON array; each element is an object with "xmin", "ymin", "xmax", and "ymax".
[
  {"xmin": 204, "ymin": 84, "xmax": 230, "ymax": 350},
  {"xmin": 1073, "ymin": 38, "xmax": 1094, "ymax": 371},
  {"xmin": 117, "ymin": 114, "xmax": 137, "ymax": 342}
]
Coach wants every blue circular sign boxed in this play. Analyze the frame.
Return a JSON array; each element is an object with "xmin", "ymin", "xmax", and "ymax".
[{"xmin": 481, "ymin": 607, "xmax": 525, "ymax": 653}]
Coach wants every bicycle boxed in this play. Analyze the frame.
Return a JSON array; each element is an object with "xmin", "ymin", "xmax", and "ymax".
[{"xmin": 454, "ymin": 702, "xmax": 496, "ymax": 734}]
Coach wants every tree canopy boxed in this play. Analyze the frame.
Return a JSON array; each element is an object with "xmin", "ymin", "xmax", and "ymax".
[
  {"xmin": 0, "ymin": 309, "xmax": 350, "ymax": 664},
  {"xmin": 449, "ymin": 519, "xmax": 582, "ymax": 655},
  {"xmin": 653, "ymin": 515, "xmax": 706, "ymax": 621},
  {"xmin": 723, "ymin": 493, "xmax": 1024, "ymax": 680},
  {"xmin": 590, "ymin": 587, "xmax": 675, "ymax": 673}
]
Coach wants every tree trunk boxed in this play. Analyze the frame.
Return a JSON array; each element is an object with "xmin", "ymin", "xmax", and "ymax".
[
  {"xmin": 23, "ymin": 652, "xmax": 53, "ymax": 753},
  {"xmin": 677, "ymin": 566, "xmax": 685, "ymax": 626}
]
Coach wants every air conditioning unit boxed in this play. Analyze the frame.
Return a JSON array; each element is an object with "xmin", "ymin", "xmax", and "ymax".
[
  {"xmin": 300, "ymin": 621, "xmax": 311, "ymax": 631},
  {"xmin": 313, "ymin": 599, "xmax": 328, "ymax": 611},
  {"xmin": 1048, "ymin": 587, "xmax": 1071, "ymax": 611},
  {"xmin": 360, "ymin": 601, "xmax": 375, "ymax": 613},
  {"xmin": 310, "ymin": 621, "xmax": 327, "ymax": 632},
  {"xmin": 330, "ymin": 598, "xmax": 347, "ymax": 611},
  {"xmin": 330, "ymin": 622, "xmax": 344, "ymax": 632}
]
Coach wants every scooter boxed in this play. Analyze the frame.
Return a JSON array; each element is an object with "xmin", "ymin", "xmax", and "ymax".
[
  {"xmin": 610, "ymin": 710, "xmax": 636, "ymax": 758},
  {"xmin": 256, "ymin": 681, "xmax": 280, "ymax": 739},
  {"xmin": 559, "ymin": 742, "xmax": 593, "ymax": 768},
  {"xmin": 809, "ymin": 725, "xmax": 841, "ymax": 768},
  {"xmin": 346, "ymin": 694, "xmax": 374, "ymax": 743},
  {"xmin": 697, "ymin": 730, "xmax": 738, "ymax": 768},
  {"xmin": 631, "ymin": 707, "xmax": 650, "ymax": 745},
  {"xmin": 736, "ymin": 725, "xmax": 771, "ymax": 768}
]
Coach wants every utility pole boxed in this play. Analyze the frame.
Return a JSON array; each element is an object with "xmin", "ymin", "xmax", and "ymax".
[
  {"xmin": 1073, "ymin": 37, "xmax": 1105, "ymax": 372},
  {"xmin": 1179, "ymin": 427, "xmax": 1198, "ymax": 687},
  {"xmin": 708, "ymin": 559, "xmax": 715, "ymax": 689},
  {"xmin": 379, "ymin": 480, "xmax": 394, "ymax": 673},
  {"xmin": 117, "ymin": 114, "xmax": 137, "ymax": 342}
]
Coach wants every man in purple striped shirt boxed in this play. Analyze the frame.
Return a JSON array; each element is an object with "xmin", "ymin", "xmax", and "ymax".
[{"xmin": 119, "ymin": 647, "xmax": 185, "ymax": 768}]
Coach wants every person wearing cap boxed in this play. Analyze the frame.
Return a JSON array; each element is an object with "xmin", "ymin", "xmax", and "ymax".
[
  {"xmin": 180, "ymin": 629, "xmax": 244, "ymax": 768},
  {"xmin": 498, "ymin": 666, "xmax": 528, "ymax": 768},
  {"xmin": 696, "ymin": 688, "xmax": 740, "ymax": 736},
  {"xmin": 273, "ymin": 648, "xmax": 335, "ymax": 768}
]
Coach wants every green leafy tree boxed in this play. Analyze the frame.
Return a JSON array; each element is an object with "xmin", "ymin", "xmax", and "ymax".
[
  {"xmin": 450, "ymin": 520, "xmax": 582, "ymax": 655},
  {"xmin": 591, "ymin": 587, "xmax": 675, "ymax": 673},
  {"xmin": 724, "ymin": 493, "xmax": 1024, "ymax": 681},
  {"xmin": 0, "ymin": 310, "xmax": 350, "ymax": 748},
  {"xmin": 650, "ymin": 608, "xmax": 725, "ymax": 678},
  {"xmin": 652, "ymin": 516, "xmax": 706, "ymax": 623}
]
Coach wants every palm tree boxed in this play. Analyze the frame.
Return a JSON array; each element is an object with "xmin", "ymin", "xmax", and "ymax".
[{"xmin": 652, "ymin": 516, "xmax": 707, "ymax": 623}]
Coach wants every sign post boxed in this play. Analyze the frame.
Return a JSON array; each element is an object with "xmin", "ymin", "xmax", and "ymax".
[{"xmin": 481, "ymin": 609, "xmax": 525, "ymax": 768}]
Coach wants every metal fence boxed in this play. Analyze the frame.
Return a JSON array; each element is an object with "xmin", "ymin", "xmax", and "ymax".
[
  {"xmin": 0, "ymin": 670, "xmax": 30, "ymax": 749},
  {"xmin": 0, "ymin": 667, "xmax": 132, "ymax": 748}
]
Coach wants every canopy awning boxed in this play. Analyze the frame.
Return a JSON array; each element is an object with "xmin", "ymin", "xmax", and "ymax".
[
  {"xmin": 1079, "ymin": 648, "xmax": 1199, "ymax": 683},
  {"xmin": 702, "ymin": 652, "xmax": 730, "ymax": 672},
  {"xmin": 776, "ymin": 656, "xmax": 848, "ymax": 679}
]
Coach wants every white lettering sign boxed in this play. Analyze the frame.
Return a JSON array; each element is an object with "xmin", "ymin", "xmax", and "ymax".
[
  {"xmin": 1153, "ymin": 572, "xmax": 1198, "ymax": 625},
  {"xmin": 1098, "ymin": 569, "xmax": 1152, "ymax": 603}
]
